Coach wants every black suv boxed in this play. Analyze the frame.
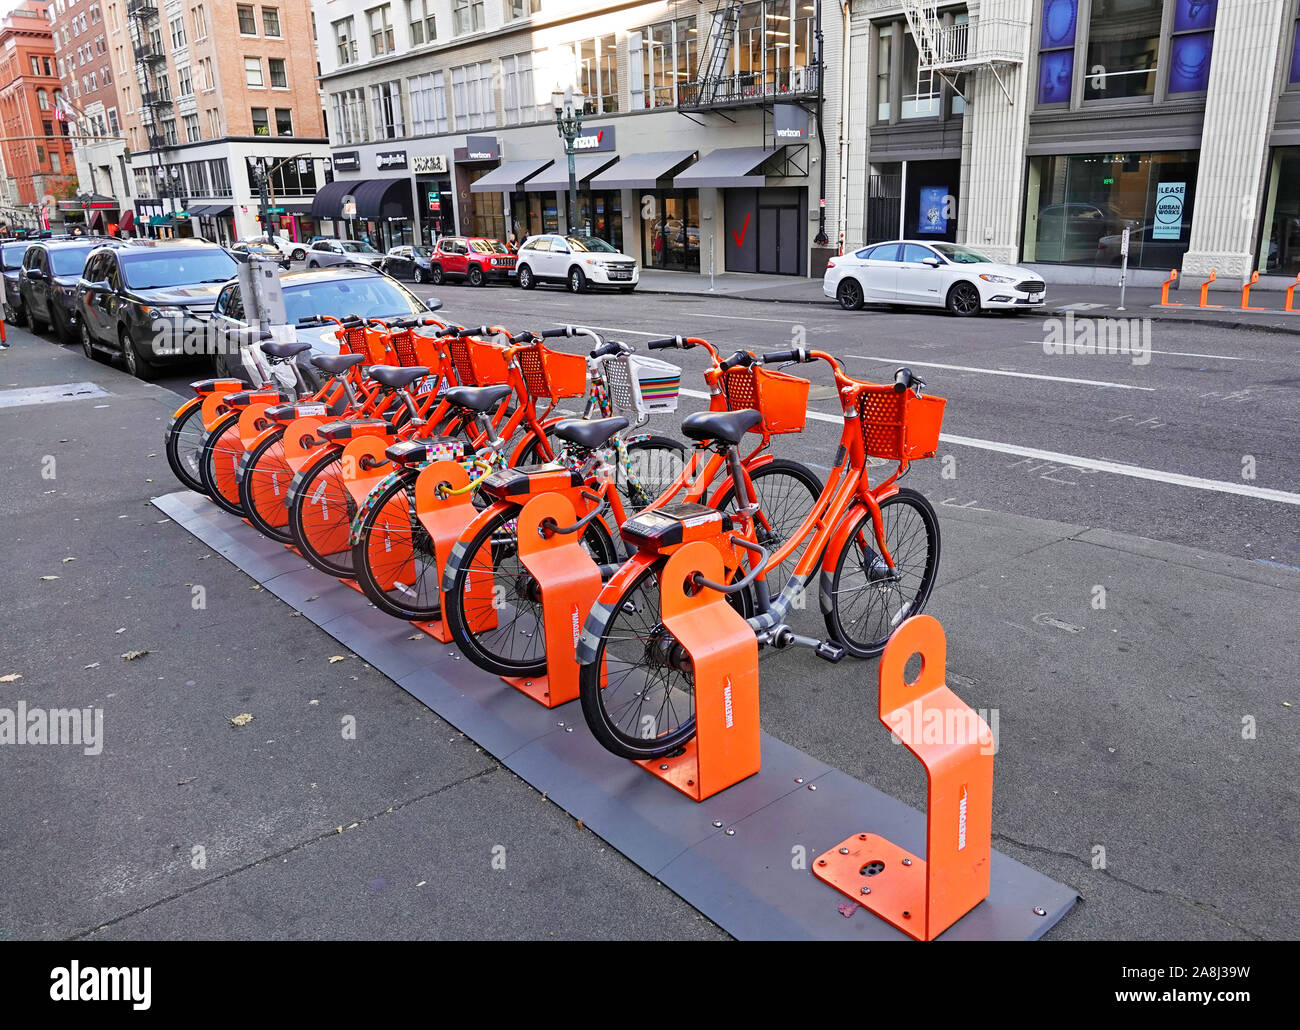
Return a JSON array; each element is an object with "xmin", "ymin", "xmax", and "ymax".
[
  {"xmin": 16, "ymin": 238, "xmax": 104, "ymax": 342},
  {"xmin": 76, "ymin": 240, "xmax": 239, "ymax": 379}
]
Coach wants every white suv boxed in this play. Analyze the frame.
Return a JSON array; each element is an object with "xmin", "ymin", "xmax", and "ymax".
[
  {"xmin": 239, "ymin": 234, "xmax": 307, "ymax": 262},
  {"xmin": 514, "ymin": 234, "xmax": 638, "ymax": 294}
]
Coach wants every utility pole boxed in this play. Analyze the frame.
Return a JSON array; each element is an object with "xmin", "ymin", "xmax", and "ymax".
[{"xmin": 552, "ymin": 88, "xmax": 584, "ymax": 235}]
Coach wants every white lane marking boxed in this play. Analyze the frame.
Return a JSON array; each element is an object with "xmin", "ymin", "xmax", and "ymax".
[
  {"xmin": 683, "ymin": 311, "xmax": 811, "ymax": 324},
  {"xmin": 1023, "ymin": 342, "xmax": 1263, "ymax": 362},
  {"xmin": 555, "ymin": 323, "xmax": 661, "ymax": 337},
  {"xmin": 847, "ymin": 355, "xmax": 1155, "ymax": 391},
  {"xmin": 1056, "ymin": 302, "xmax": 1107, "ymax": 311},
  {"xmin": 679, "ymin": 387, "xmax": 1300, "ymax": 505}
]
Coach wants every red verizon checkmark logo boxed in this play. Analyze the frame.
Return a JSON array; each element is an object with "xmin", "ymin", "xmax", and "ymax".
[
  {"xmin": 731, "ymin": 213, "xmax": 751, "ymax": 248},
  {"xmin": 596, "ymin": 130, "xmax": 603, "ymax": 143}
]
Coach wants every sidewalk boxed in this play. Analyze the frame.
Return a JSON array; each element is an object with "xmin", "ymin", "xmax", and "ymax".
[{"xmin": 635, "ymin": 269, "xmax": 1300, "ymax": 332}]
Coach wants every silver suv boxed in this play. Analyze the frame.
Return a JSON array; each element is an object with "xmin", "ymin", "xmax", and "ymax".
[{"xmin": 304, "ymin": 238, "xmax": 385, "ymax": 268}]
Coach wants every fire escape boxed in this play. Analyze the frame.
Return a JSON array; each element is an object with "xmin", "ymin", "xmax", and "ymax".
[{"xmin": 127, "ymin": 0, "xmax": 176, "ymax": 221}]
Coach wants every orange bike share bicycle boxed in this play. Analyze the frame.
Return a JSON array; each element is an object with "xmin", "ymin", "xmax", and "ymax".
[
  {"xmin": 438, "ymin": 333, "xmax": 824, "ymax": 681},
  {"xmin": 574, "ymin": 345, "xmax": 945, "ymax": 760}
]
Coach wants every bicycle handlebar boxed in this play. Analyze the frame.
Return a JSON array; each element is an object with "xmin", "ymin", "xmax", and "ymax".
[
  {"xmin": 509, "ymin": 330, "xmax": 540, "ymax": 345},
  {"xmin": 893, "ymin": 366, "xmax": 924, "ymax": 393},
  {"xmin": 590, "ymin": 340, "xmax": 629, "ymax": 358},
  {"xmin": 647, "ymin": 335, "xmax": 688, "ymax": 350},
  {"xmin": 691, "ymin": 536, "xmax": 770, "ymax": 595},
  {"xmin": 540, "ymin": 326, "xmax": 573, "ymax": 339},
  {"xmin": 720, "ymin": 350, "xmax": 755, "ymax": 372}
]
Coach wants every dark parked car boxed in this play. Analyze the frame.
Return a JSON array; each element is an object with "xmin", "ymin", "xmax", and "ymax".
[
  {"xmin": 17, "ymin": 238, "xmax": 103, "ymax": 342},
  {"xmin": 381, "ymin": 245, "xmax": 434, "ymax": 283},
  {"xmin": 76, "ymin": 240, "xmax": 239, "ymax": 379},
  {"xmin": 2, "ymin": 239, "xmax": 28, "ymax": 325}
]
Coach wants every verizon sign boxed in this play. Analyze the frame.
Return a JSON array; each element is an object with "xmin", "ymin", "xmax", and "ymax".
[
  {"xmin": 572, "ymin": 125, "xmax": 616, "ymax": 153},
  {"xmin": 773, "ymin": 104, "xmax": 809, "ymax": 141},
  {"xmin": 465, "ymin": 135, "xmax": 499, "ymax": 161}
]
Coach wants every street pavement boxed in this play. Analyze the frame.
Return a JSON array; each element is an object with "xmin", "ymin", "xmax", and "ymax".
[{"xmin": 2, "ymin": 279, "xmax": 1297, "ymax": 940}]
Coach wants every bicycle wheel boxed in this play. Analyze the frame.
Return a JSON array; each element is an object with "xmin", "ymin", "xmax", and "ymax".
[
  {"xmin": 288, "ymin": 447, "xmax": 357, "ymax": 578},
  {"xmin": 238, "ymin": 428, "xmax": 293, "ymax": 543},
  {"xmin": 165, "ymin": 399, "xmax": 207, "ymax": 493},
  {"xmin": 445, "ymin": 503, "xmax": 619, "ymax": 677},
  {"xmin": 823, "ymin": 487, "xmax": 940, "ymax": 658},
  {"xmin": 712, "ymin": 458, "xmax": 822, "ymax": 600},
  {"xmin": 352, "ymin": 471, "xmax": 442, "ymax": 620},
  {"xmin": 617, "ymin": 435, "xmax": 688, "ymax": 515},
  {"xmin": 197, "ymin": 411, "xmax": 247, "ymax": 517}
]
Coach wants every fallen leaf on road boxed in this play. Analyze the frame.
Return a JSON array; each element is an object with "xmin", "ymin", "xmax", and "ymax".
[
  {"xmin": 249, "ymin": 585, "xmax": 262, "ymax": 591},
  {"xmin": 61, "ymin": 557, "xmax": 76, "ymax": 563},
  {"xmin": 83, "ymin": 663, "xmax": 100, "ymax": 670},
  {"xmin": 230, "ymin": 713, "xmax": 254, "ymax": 727},
  {"xmin": 0, "ymin": 673, "xmax": 21, "ymax": 684},
  {"xmin": 305, "ymin": 594, "xmax": 318, "ymax": 602},
  {"xmin": 121, "ymin": 650, "xmax": 149, "ymax": 661},
  {"xmin": 308, "ymin": 699, "xmax": 319, "ymax": 706},
  {"xmin": 39, "ymin": 575, "xmax": 59, "ymax": 581},
  {"xmin": 408, "ymin": 634, "xmax": 422, "ymax": 640},
  {"xmin": 415, "ymin": 881, "xmax": 426, "ymax": 888},
  {"xmin": 115, "ymin": 628, "xmax": 126, "ymax": 634},
  {"xmin": 178, "ymin": 777, "xmax": 195, "ymax": 786},
  {"xmin": 327, "ymin": 655, "xmax": 346, "ymax": 664}
]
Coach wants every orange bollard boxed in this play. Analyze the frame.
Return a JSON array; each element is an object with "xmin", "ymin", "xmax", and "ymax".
[
  {"xmin": 1198, "ymin": 268, "xmax": 1222, "ymax": 308},
  {"xmin": 1286, "ymin": 273, "xmax": 1300, "ymax": 313},
  {"xmin": 813, "ymin": 615, "xmax": 994, "ymax": 940},
  {"xmin": 1158, "ymin": 269, "xmax": 1181, "ymax": 306},
  {"xmin": 1240, "ymin": 270, "xmax": 1267, "ymax": 311}
]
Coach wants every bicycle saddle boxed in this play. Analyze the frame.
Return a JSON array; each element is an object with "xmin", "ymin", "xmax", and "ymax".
[
  {"xmin": 552, "ymin": 417, "xmax": 628, "ymax": 450},
  {"xmin": 680, "ymin": 409, "xmax": 762, "ymax": 445},
  {"xmin": 443, "ymin": 384, "xmax": 512, "ymax": 411},
  {"xmin": 367, "ymin": 365, "xmax": 429, "ymax": 388},
  {"xmin": 260, "ymin": 340, "xmax": 312, "ymax": 359},
  {"xmin": 311, "ymin": 353, "xmax": 366, "ymax": 374}
]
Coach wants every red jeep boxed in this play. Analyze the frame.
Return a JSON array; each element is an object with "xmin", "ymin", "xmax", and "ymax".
[{"xmin": 429, "ymin": 236, "xmax": 516, "ymax": 286}]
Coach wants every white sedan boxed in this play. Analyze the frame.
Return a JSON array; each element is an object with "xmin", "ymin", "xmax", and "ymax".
[
  {"xmin": 237, "ymin": 234, "xmax": 308, "ymax": 262},
  {"xmin": 824, "ymin": 240, "xmax": 1046, "ymax": 315}
]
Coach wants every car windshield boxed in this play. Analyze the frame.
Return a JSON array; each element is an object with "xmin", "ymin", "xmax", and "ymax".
[
  {"xmin": 412, "ymin": 246, "xmax": 432, "ymax": 258},
  {"xmin": 931, "ymin": 243, "xmax": 994, "ymax": 264},
  {"xmin": 283, "ymin": 277, "xmax": 425, "ymax": 325},
  {"xmin": 565, "ymin": 236, "xmax": 617, "ymax": 254},
  {"xmin": 2, "ymin": 243, "xmax": 27, "ymax": 269},
  {"xmin": 120, "ymin": 249, "xmax": 239, "ymax": 288},
  {"xmin": 50, "ymin": 246, "xmax": 96, "ymax": 276},
  {"xmin": 470, "ymin": 240, "xmax": 507, "ymax": 254},
  {"xmin": 341, "ymin": 241, "xmax": 379, "ymax": 254}
]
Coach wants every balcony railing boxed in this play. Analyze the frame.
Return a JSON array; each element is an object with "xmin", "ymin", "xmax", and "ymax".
[
  {"xmin": 141, "ymin": 90, "xmax": 172, "ymax": 109},
  {"xmin": 133, "ymin": 43, "xmax": 167, "ymax": 65},
  {"xmin": 679, "ymin": 63, "xmax": 822, "ymax": 110},
  {"xmin": 126, "ymin": 0, "xmax": 159, "ymax": 21}
]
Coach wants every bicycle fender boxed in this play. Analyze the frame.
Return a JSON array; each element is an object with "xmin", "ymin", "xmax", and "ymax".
[
  {"xmin": 349, "ymin": 467, "xmax": 414, "ymax": 548},
  {"xmin": 279, "ymin": 415, "xmax": 329, "ymax": 474},
  {"xmin": 441, "ymin": 499, "xmax": 516, "ymax": 594},
  {"xmin": 235, "ymin": 426, "xmax": 285, "ymax": 485},
  {"xmin": 576, "ymin": 551, "xmax": 657, "ymax": 666},
  {"xmin": 285, "ymin": 444, "xmax": 343, "ymax": 508},
  {"xmin": 816, "ymin": 486, "xmax": 901, "ymax": 615}
]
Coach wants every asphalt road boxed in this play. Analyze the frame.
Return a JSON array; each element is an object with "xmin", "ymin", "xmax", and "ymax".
[{"xmin": 6, "ymin": 283, "xmax": 1298, "ymax": 940}]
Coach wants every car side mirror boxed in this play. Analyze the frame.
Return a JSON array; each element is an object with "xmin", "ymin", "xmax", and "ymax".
[
  {"xmin": 923, "ymin": 257, "xmax": 942, "ymax": 268},
  {"xmin": 88, "ymin": 279, "xmax": 110, "ymax": 293},
  {"xmin": 26, "ymin": 268, "xmax": 46, "ymax": 280},
  {"xmin": 425, "ymin": 298, "xmax": 442, "ymax": 312}
]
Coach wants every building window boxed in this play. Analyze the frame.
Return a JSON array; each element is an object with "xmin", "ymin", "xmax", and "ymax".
[
  {"xmin": 450, "ymin": 62, "xmax": 491, "ymax": 129},
  {"xmin": 193, "ymin": 4, "xmax": 208, "ymax": 40},
  {"xmin": 630, "ymin": 19, "xmax": 695, "ymax": 109},
  {"xmin": 876, "ymin": 26, "xmax": 893, "ymax": 120},
  {"xmin": 506, "ymin": 0, "xmax": 540, "ymax": 20},
  {"xmin": 452, "ymin": 0, "xmax": 484, "ymax": 36},
  {"xmin": 51, "ymin": 153, "xmax": 62, "ymax": 173},
  {"xmin": 1291, "ymin": 4, "xmax": 1300, "ymax": 85},
  {"xmin": 501, "ymin": 52, "xmax": 539, "ymax": 124},
  {"xmin": 43, "ymin": 120, "xmax": 53, "ymax": 137},
  {"xmin": 1083, "ymin": 0, "xmax": 1161, "ymax": 101},
  {"xmin": 1037, "ymin": 0, "xmax": 1076, "ymax": 105},
  {"xmin": 900, "ymin": 30, "xmax": 941, "ymax": 117},
  {"xmin": 263, "ymin": 6, "xmax": 281, "ymax": 37},
  {"xmin": 368, "ymin": 4, "xmax": 394, "ymax": 55},
  {"xmin": 334, "ymin": 17, "xmax": 357, "ymax": 64},
  {"xmin": 275, "ymin": 108, "xmax": 293, "ymax": 135},
  {"xmin": 407, "ymin": 0, "xmax": 435, "ymax": 44},
  {"xmin": 170, "ymin": 16, "xmax": 186, "ymax": 48},
  {"xmin": 177, "ymin": 65, "xmax": 193, "ymax": 96},
  {"xmin": 370, "ymin": 80, "xmax": 404, "ymax": 138},
  {"xmin": 108, "ymin": 107, "xmax": 118, "ymax": 133},
  {"xmin": 252, "ymin": 108, "xmax": 270, "ymax": 135},
  {"xmin": 408, "ymin": 70, "xmax": 448, "ymax": 134},
  {"xmin": 201, "ymin": 56, "xmax": 215, "ymax": 90},
  {"xmin": 269, "ymin": 57, "xmax": 287, "ymax": 88},
  {"xmin": 332, "ymin": 87, "xmax": 370, "ymax": 143},
  {"xmin": 237, "ymin": 5, "xmax": 257, "ymax": 34},
  {"xmin": 207, "ymin": 108, "xmax": 221, "ymax": 136},
  {"xmin": 184, "ymin": 113, "xmax": 201, "ymax": 141},
  {"xmin": 245, "ymin": 57, "xmax": 264, "ymax": 88},
  {"xmin": 579, "ymin": 35, "xmax": 619, "ymax": 115},
  {"xmin": 1167, "ymin": 0, "xmax": 1216, "ymax": 94},
  {"xmin": 37, "ymin": 88, "xmax": 49, "ymax": 110}
]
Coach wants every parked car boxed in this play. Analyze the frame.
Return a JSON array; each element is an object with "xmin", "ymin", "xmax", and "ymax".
[
  {"xmin": 381, "ymin": 245, "xmax": 434, "ymax": 283},
  {"xmin": 304, "ymin": 238, "xmax": 385, "ymax": 268},
  {"xmin": 207, "ymin": 264, "xmax": 441, "ymax": 384},
  {"xmin": 2, "ymin": 239, "xmax": 29, "ymax": 325},
  {"xmin": 427, "ymin": 236, "xmax": 515, "ymax": 286},
  {"xmin": 1096, "ymin": 223, "xmax": 1189, "ymax": 269},
  {"xmin": 824, "ymin": 240, "xmax": 1047, "ymax": 315},
  {"xmin": 76, "ymin": 239, "xmax": 240, "ymax": 379},
  {"xmin": 229, "ymin": 240, "xmax": 291, "ymax": 268},
  {"xmin": 237, "ymin": 233, "xmax": 307, "ymax": 262},
  {"xmin": 514, "ymin": 233, "xmax": 638, "ymax": 293},
  {"xmin": 18, "ymin": 238, "xmax": 104, "ymax": 342}
]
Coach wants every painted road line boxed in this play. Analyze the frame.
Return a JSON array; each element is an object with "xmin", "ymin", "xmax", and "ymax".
[
  {"xmin": 680, "ymin": 386, "xmax": 1300, "ymax": 505},
  {"xmin": 556, "ymin": 324, "xmax": 662, "ymax": 337},
  {"xmin": 0, "ymin": 382, "xmax": 110, "ymax": 409},
  {"xmin": 847, "ymin": 355, "xmax": 1156, "ymax": 391},
  {"xmin": 1022, "ymin": 342, "xmax": 1263, "ymax": 362},
  {"xmin": 684, "ymin": 311, "xmax": 813, "ymax": 324}
]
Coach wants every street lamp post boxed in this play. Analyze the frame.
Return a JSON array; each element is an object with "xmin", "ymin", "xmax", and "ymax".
[{"xmin": 552, "ymin": 88, "xmax": 584, "ymax": 235}]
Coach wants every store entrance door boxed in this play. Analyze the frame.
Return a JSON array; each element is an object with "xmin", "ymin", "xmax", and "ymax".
[{"xmin": 758, "ymin": 204, "xmax": 800, "ymax": 275}]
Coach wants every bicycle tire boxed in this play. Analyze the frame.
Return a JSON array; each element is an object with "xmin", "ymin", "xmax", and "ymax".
[
  {"xmin": 197, "ymin": 411, "xmax": 247, "ymax": 517},
  {"xmin": 238, "ymin": 428, "xmax": 293, "ymax": 543},
  {"xmin": 287, "ymin": 446, "xmax": 357, "ymax": 578},
  {"xmin": 351, "ymin": 470, "xmax": 442, "ymax": 620},
  {"xmin": 165, "ymin": 398, "xmax": 207, "ymax": 493}
]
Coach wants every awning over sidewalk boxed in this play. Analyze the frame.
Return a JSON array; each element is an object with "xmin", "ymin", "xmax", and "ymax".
[
  {"xmin": 523, "ymin": 154, "xmax": 619, "ymax": 192},
  {"xmin": 590, "ymin": 150, "xmax": 695, "ymax": 189},
  {"xmin": 281, "ymin": 203, "xmax": 313, "ymax": 216},
  {"xmin": 470, "ymin": 158, "xmax": 554, "ymax": 193},
  {"xmin": 673, "ymin": 146, "xmax": 776, "ymax": 189},
  {"xmin": 311, "ymin": 179, "xmax": 360, "ymax": 219},
  {"xmin": 351, "ymin": 178, "xmax": 410, "ymax": 219},
  {"xmin": 188, "ymin": 204, "xmax": 233, "ymax": 217}
]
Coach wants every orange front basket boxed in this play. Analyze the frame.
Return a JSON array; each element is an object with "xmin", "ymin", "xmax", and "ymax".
[
  {"xmin": 721, "ymin": 365, "xmax": 809, "ymax": 435},
  {"xmin": 857, "ymin": 386, "xmax": 945, "ymax": 461}
]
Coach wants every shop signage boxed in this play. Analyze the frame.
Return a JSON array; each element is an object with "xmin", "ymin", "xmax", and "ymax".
[
  {"xmin": 918, "ymin": 185, "xmax": 949, "ymax": 234},
  {"xmin": 413, "ymin": 154, "xmax": 448, "ymax": 174},
  {"xmin": 773, "ymin": 104, "xmax": 809, "ymax": 141},
  {"xmin": 573, "ymin": 126, "xmax": 616, "ymax": 153},
  {"xmin": 465, "ymin": 136, "xmax": 499, "ymax": 161},
  {"xmin": 427, "ymin": 190, "xmax": 441, "ymax": 212},
  {"xmin": 1153, "ymin": 182, "xmax": 1185, "ymax": 240},
  {"xmin": 334, "ymin": 151, "xmax": 361, "ymax": 173},
  {"xmin": 376, "ymin": 151, "xmax": 408, "ymax": 170},
  {"xmin": 341, "ymin": 194, "xmax": 357, "ymax": 219}
]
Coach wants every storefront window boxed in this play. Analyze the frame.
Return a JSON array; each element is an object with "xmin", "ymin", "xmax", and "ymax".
[
  {"xmin": 1261, "ymin": 147, "xmax": 1300, "ymax": 276},
  {"xmin": 641, "ymin": 190, "xmax": 700, "ymax": 271},
  {"xmin": 578, "ymin": 191, "xmax": 622, "ymax": 249},
  {"xmin": 511, "ymin": 193, "xmax": 560, "ymax": 239},
  {"xmin": 1084, "ymin": 0, "xmax": 1161, "ymax": 101},
  {"xmin": 1024, "ymin": 151, "xmax": 1198, "ymax": 268}
]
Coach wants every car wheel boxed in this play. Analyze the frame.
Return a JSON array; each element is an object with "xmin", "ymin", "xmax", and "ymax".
[
  {"xmin": 413, "ymin": 266, "xmax": 425, "ymax": 284},
  {"xmin": 568, "ymin": 267, "xmax": 587, "ymax": 293},
  {"xmin": 946, "ymin": 281, "xmax": 982, "ymax": 317},
  {"xmin": 836, "ymin": 278, "xmax": 865, "ymax": 311},
  {"xmin": 291, "ymin": 248, "xmax": 305, "ymax": 262},
  {"xmin": 119, "ymin": 326, "xmax": 158, "ymax": 381},
  {"xmin": 80, "ymin": 320, "xmax": 108, "ymax": 363},
  {"xmin": 6, "ymin": 302, "xmax": 27, "ymax": 328},
  {"xmin": 468, "ymin": 265, "xmax": 484, "ymax": 287},
  {"xmin": 429, "ymin": 264, "xmax": 444, "ymax": 286},
  {"xmin": 517, "ymin": 264, "xmax": 536, "ymax": 290},
  {"xmin": 307, "ymin": 260, "xmax": 318, "ymax": 269}
]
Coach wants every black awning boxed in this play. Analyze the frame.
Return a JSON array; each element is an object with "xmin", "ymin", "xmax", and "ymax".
[
  {"xmin": 352, "ymin": 178, "xmax": 411, "ymax": 220},
  {"xmin": 311, "ymin": 178, "xmax": 360, "ymax": 219}
]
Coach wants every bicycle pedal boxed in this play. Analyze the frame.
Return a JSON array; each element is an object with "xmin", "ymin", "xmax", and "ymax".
[{"xmin": 815, "ymin": 640, "xmax": 845, "ymax": 663}]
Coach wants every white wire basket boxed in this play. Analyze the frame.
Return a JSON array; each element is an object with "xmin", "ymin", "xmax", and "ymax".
[{"xmin": 603, "ymin": 353, "xmax": 681, "ymax": 417}]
